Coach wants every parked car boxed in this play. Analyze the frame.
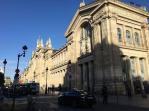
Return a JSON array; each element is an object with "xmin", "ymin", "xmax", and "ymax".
[
  {"xmin": 58, "ymin": 89, "xmax": 96, "ymax": 107},
  {"xmin": 0, "ymin": 87, "xmax": 4, "ymax": 101}
]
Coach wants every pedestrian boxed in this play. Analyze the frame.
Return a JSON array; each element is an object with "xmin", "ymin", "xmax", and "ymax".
[
  {"xmin": 101, "ymin": 85, "xmax": 108, "ymax": 104},
  {"xmin": 52, "ymin": 85, "xmax": 55, "ymax": 95},
  {"xmin": 26, "ymin": 94, "xmax": 36, "ymax": 111},
  {"xmin": 125, "ymin": 83, "xmax": 132, "ymax": 98}
]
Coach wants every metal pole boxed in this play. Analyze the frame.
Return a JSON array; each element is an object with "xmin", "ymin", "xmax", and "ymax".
[
  {"xmin": 3, "ymin": 59, "xmax": 7, "ymax": 85},
  {"xmin": 11, "ymin": 45, "xmax": 27, "ymax": 111},
  {"xmin": 69, "ymin": 75, "xmax": 71, "ymax": 91},
  {"xmin": 17, "ymin": 55, "xmax": 20, "ymax": 70},
  {"xmin": 3, "ymin": 65, "xmax": 6, "ymax": 87},
  {"xmin": 46, "ymin": 70, "xmax": 47, "ymax": 94},
  {"xmin": 11, "ymin": 55, "xmax": 20, "ymax": 111},
  {"xmin": 45, "ymin": 68, "xmax": 48, "ymax": 94},
  {"xmin": 68, "ymin": 61, "xmax": 71, "ymax": 91},
  {"xmin": 3, "ymin": 65, "xmax": 6, "ymax": 77}
]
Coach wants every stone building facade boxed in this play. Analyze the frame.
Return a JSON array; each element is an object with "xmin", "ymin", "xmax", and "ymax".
[{"xmin": 20, "ymin": 0, "xmax": 149, "ymax": 94}]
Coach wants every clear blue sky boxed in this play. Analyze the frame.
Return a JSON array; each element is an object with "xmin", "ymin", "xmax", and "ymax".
[{"xmin": 0, "ymin": 0, "xmax": 148, "ymax": 80}]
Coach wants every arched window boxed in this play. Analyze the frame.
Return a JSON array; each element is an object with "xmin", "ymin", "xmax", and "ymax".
[
  {"xmin": 80, "ymin": 23, "xmax": 92, "ymax": 55},
  {"xmin": 134, "ymin": 32, "xmax": 140, "ymax": 46},
  {"xmin": 126, "ymin": 30, "xmax": 131, "ymax": 45},
  {"xmin": 117, "ymin": 28, "xmax": 122, "ymax": 43}
]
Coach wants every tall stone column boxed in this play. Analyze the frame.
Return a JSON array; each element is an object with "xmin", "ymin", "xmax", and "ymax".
[
  {"xmin": 76, "ymin": 64, "xmax": 82, "ymax": 89},
  {"xmin": 82, "ymin": 63, "xmax": 86, "ymax": 90},
  {"xmin": 136, "ymin": 58, "xmax": 144, "ymax": 93},
  {"xmin": 92, "ymin": 23, "xmax": 103, "ymax": 92},
  {"xmin": 89, "ymin": 61, "xmax": 95, "ymax": 94},
  {"xmin": 136, "ymin": 58, "xmax": 141, "ymax": 77},
  {"xmin": 126, "ymin": 56, "xmax": 135, "ymax": 95},
  {"xmin": 79, "ymin": 64, "xmax": 84, "ymax": 89},
  {"xmin": 100, "ymin": 17, "xmax": 114, "ymax": 84},
  {"xmin": 142, "ymin": 24, "xmax": 149, "ymax": 74}
]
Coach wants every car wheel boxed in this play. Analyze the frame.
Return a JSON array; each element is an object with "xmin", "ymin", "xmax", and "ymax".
[
  {"xmin": 58, "ymin": 101, "xmax": 62, "ymax": 105},
  {"xmin": 88, "ymin": 104, "xmax": 93, "ymax": 108},
  {"xmin": 58, "ymin": 99, "xmax": 63, "ymax": 105},
  {"xmin": 72, "ymin": 100, "xmax": 77, "ymax": 108}
]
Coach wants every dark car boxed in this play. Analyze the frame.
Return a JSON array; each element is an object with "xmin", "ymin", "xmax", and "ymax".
[
  {"xmin": 0, "ymin": 87, "xmax": 4, "ymax": 101},
  {"xmin": 58, "ymin": 90, "xmax": 96, "ymax": 107}
]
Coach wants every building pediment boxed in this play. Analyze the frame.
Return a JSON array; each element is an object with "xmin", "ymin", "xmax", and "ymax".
[{"xmin": 65, "ymin": 1, "xmax": 100, "ymax": 37}]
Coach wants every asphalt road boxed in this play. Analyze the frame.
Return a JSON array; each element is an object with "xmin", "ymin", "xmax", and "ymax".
[{"xmin": 1, "ymin": 96, "xmax": 149, "ymax": 111}]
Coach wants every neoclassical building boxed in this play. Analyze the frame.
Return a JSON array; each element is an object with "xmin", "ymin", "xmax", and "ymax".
[{"xmin": 20, "ymin": 0, "xmax": 149, "ymax": 94}]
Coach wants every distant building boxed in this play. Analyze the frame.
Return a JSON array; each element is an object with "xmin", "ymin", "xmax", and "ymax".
[
  {"xmin": 4, "ymin": 77, "xmax": 12, "ymax": 87},
  {"xmin": 0, "ymin": 68, "xmax": 3, "ymax": 73},
  {"xmin": 20, "ymin": 0, "xmax": 149, "ymax": 95}
]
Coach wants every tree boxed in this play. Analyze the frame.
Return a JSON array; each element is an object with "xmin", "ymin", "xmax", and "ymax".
[{"xmin": 0, "ymin": 72, "xmax": 4, "ymax": 87}]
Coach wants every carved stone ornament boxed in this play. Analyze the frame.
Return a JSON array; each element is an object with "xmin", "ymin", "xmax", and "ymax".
[
  {"xmin": 92, "ymin": 10, "xmax": 118, "ymax": 25},
  {"xmin": 141, "ymin": 23, "xmax": 148, "ymax": 29}
]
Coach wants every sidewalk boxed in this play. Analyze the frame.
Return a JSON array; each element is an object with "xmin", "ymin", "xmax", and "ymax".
[{"xmin": 96, "ymin": 94, "xmax": 149, "ymax": 108}]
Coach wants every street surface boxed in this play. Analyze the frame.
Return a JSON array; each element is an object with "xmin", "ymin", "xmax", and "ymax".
[{"xmin": 0, "ymin": 95, "xmax": 149, "ymax": 111}]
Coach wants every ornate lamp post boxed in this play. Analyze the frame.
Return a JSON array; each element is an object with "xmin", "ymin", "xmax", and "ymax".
[
  {"xmin": 68, "ymin": 61, "xmax": 72, "ymax": 91},
  {"xmin": 11, "ymin": 45, "xmax": 27, "ymax": 111},
  {"xmin": 45, "ymin": 67, "xmax": 48, "ymax": 94},
  {"xmin": 3, "ymin": 59, "xmax": 7, "ymax": 84}
]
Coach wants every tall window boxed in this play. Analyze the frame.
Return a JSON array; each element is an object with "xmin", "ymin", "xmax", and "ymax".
[
  {"xmin": 121, "ymin": 56, "xmax": 127, "ymax": 81},
  {"xmin": 134, "ymin": 32, "xmax": 140, "ymax": 46},
  {"xmin": 126, "ymin": 30, "xmax": 132, "ymax": 45},
  {"xmin": 117, "ymin": 28, "xmax": 122, "ymax": 43},
  {"xmin": 130, "ymin": 57, "xmax": 136, "ymax": 77},
  {"xmin": 139, "ymin": 59, "xmax": 145, "ymax": 80},
  {"xmin": 80, "ymin": 23, "xmax": 92, "ymax": 55}
]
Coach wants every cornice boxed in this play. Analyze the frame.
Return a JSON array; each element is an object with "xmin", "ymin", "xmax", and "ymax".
[
  {"xmin": 51, "ymin": 45, "xmax": 67, "ymax": 58},
  {"xmin": 141, "ymin": 23, "xmax": 149, "ymax": 29},
  {"xmin": 50, "ymin": 61, "xmax": 68, "ymax": 71},
  {"xmin": 79, "ymin": 1, "xmax": 100, "ymax": 12},
  {"xmin": 92, "ymin": 10, "xmax": 118, "ymax": 25},
  {"xmin": 91, "ymin": 0, "xmax": 149, "ymax": 18},
  {"xmin": 119, "ymin": 45, "xmax": 148, "ymax": 52},
  {"xmin": 65, "ymin": 10, "xmax": 79, "ymax": 37},
  {"xmin": 91, "ymin": 0, "xmax": 149, "ymax": 25},
  {"xmin": 109, "ymin": 0, "xmax": 149, "ymax": 17}
]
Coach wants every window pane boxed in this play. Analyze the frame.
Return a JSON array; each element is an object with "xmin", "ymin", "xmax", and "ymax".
[
  {"xmin": 130, "ymin": 58, "xmax": 136, "ymax": 77},
  {"xmin": 134, "ymin": 32, "xmax": 140, "ymax": 46},
  {"xmin": 139, "ymin": 59, "xmax": 145, "ymax": 79},
  {"xmin": 126, "ymin": 30, "xmax": 132, "ymax": 44},
  {"xmin": 117, "ymin": 28, "xmax": 122, "ymax": 43},
  {"xmin": 80, "ymin": 23, "xmax": 92, "ymax": 55}
]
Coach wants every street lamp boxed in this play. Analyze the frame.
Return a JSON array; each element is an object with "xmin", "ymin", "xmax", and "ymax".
[
  {"xmin": 45, "ymin": 67, "xmax": 48, "ymax": 94},
  {"xmin": 14, "ymin": 45, "xmax": 27, "ymax": 84},
  {"xmin": 11, "ymin": 45, "xmax": 28, "ymax": 111},
  {"xmin": 68, "ymin": 60, "xmax": 72, "ymax": 91},
  {"xmin": 3, "ymin": 59, "xmax": 7, "ymax": 84}
]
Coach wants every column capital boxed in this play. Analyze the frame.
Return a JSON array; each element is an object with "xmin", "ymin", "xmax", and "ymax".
[
  {"xmin": 141, "ymin": 23, "xmax": 148, "ymax": 29},
  {"xmin": 92, "ymin": 11, "xmax": 118, "ymax": 25}
]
